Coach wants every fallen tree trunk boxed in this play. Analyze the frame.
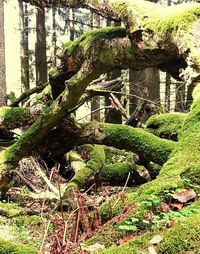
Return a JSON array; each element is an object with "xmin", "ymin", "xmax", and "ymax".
[{"xmin": 40, "ymin": 122, "xmax": 175, "ymax": 166}]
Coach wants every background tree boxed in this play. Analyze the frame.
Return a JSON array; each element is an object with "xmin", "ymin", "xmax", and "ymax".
[
  {"xmin": 18, "ymin": 0, "xmax": 30, "ymax": 96},
  {"xmin": 35, "ymin": 5, "xmax": 47, "ymax": 84},
  {"xmin": 0, "ymin": 0, "xmax": 6, "ymax": 106},
  {"xmin": 90, "ymin": 11, "xmax": 101, "ymax": 121},
  {"xmin": 105, "ymin": 20, "xmax": 122, "ymax": 124}
]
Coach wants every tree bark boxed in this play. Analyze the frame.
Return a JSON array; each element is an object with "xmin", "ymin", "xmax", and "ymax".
[
  {"xmin": 129, "ymin": 67, "xmax": 160, "ymax": 126},
  {"xmin": 35, "ymin": 6, "xmax": 47, "ymax": 84},
  {"xmin": 90, "ymin": 12, "xmax": 101, "ymax": 121},
  {"xmin": 18, "ymin": 0, "xmax": 30, "ymax": 96},
  {"xmin": 105, "ymin": 20, "xmax": 122, "ymax": 124},
  {"xmin": 0, "ymin": 0, "xmax": 6, "ymax": 106}
]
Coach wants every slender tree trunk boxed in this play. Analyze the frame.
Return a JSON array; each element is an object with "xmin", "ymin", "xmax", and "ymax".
[
  {"xmin": 175, "ymin": 82, "xmax": 185, "ymax": 112},
  {"xmin": 35, "ymin": 6, "xmax": 47, "ymax": 84},
  {"xmin": 186, "ymin": 83, "xmax": 194, "ymax": 110},
  {"xmin": 90, "ymin": 12, "xmax": 101, "ymax": 121},
  {"xmin": 69, "ymin": 8, "xmax": 75, "ymax": 41},
  {"xmin": 129, "ymin": 67, "xmax": 160, "ymax": 126},
  {"xmin": 18, "ymin": 0, "xmax": 30, "ymax": 95},
  {"xmin": 0, "ymin": 0, "xmax": 6, "ymax": 106},
  {"xmin": 105, "ymin": 20, "xmax": 122, "ymax": 124},
  {"xmin": 165, "ymin": 73, "xmax": 171, "ymax": 111},
  {"xmin": 52, "ymin": 7, "xmax": 57, "ymax": 66}
]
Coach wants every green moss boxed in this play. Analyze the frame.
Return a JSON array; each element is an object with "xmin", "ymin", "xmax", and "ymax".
[
  {"xmin": 99, "ymin": 163, "xmax": 147, "ymax": 186},
  {"xmin": 96, "ymin": 201, "xmax": 200, "ymax": 254},
  {"xmin": 100, "ymin": 163, "xmax": 137, "ymax": 179},
  {"xmin": 13, "ymin": 215, "xmax": 44, "ymax": 227},
  {"xmin": 48, "ymin": 67, "xmax": 59, "ymax": 78},
  {"xmin": 158, "ymin": 203, "xmax": 200, "ymax": 254},
  {"xmin": 35, "ymin": 84, "xmax": 52, "ymax": 102},
  {"xmin": 112, "ymin": 0, "xmax": 200, "ymax": 33},
  {"xmin": 145, "ymin": 113, "xmax": 186, "ymax": 139},
  {"xmin": 63, "ymin": 145, "xmax": 106, "ymax": 198},
  {"xmin": 159, "ymin": 84, "xmax": 200, "ymax": 179},
  {"xmin": 84, "ymin": 225, "xmax": 124, "ymax": 248},
  {"xmin": 0, "ymin": 239, "xmax": 37, "ymax": 254},
  {"xmin": 145, "ymin": 4, "xmax": 200, "ymax": 33},
  {"xmin": 64, "ymin": 27, "xmax": 127, "ymax": 55},
  {"xmin": 0, "ymin": 202, "xmax": 22, "ymax": 218},
  {"xmin": 0, "ymin": 107, "xmax": 30, "ymax": 125},
  {"xmin": 103, "ymin": 123, "xmax": 175, "ymax": 165}
]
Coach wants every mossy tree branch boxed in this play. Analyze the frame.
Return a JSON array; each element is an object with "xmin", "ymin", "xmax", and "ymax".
[{"xmin": 10, "ymin": 82, "xmax": 49, "ymax": 107}]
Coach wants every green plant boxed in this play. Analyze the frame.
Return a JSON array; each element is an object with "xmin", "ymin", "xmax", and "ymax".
[
  {"xmin": 141, "ymin": 195, "xmax": 161, "ymax": 210},
  {"xmin": 118, "ymin": 217, "xmax": 139, "ymax": 232}
]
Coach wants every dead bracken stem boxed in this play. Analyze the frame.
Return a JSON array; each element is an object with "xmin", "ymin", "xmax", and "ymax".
[
  {"xmin": 39, "ymin": 220, "xmax": 51, "ymax": 254},
  {"xmin": 113, "ymin": 172, "xmax": 130, "ymax": 209}
]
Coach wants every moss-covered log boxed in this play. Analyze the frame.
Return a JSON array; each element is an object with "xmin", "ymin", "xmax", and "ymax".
[
  {"xmin": 39, "ymin": 122, "xmax": 175, "ymax": 166},
  {"xmin": 145, "ymin": 113, "xmax": 186, "ymax": 140},
  {"xmin": 97, "ymin": 163, "xmax": 149, "ymax": 186},
  {"xmin": 79, "ymin": 123, "xmax": 176, "ymax": 165}
]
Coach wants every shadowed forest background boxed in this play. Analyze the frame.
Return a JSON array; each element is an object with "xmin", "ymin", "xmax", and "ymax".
[{"xmin": 0, "ymin": 0, "xmax": 200, "ymax": 253}]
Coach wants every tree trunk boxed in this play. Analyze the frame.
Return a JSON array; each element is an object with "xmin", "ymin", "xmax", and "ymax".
[
  {"xmin": 129, "ymin": 67, "xmax": 160, "ymax": 126},
  {"xmin": 186, "ymin": 83, "xmax": 194, "ymax": 110},
  {"xmin": 90, "ymin": 12, "xmax": 101, "ymax": 122},
  {"xmin": 52, "ymin": 6, "xmax": 57, "ymax": 66},
  {"xmin": 175, "ymin": 82, "xmax": 185, "ymax": 112},
  {"xmin": 165, "ymin": 73, "xmax": 171, "ymax": 111},
  {"xmin": 105, "ymin": 20, "xmax": 122, "ymax": 124},
  {"xmin": 0, "ymin": 0, "xmax": 6, "ymax": 106},
  {"xmin": 18, "ymin": 0, "xmax": 30, "ymax": 95},
  {"xmin": 35, "ymin": 6, "xmax": 47, "ymax": 84}
]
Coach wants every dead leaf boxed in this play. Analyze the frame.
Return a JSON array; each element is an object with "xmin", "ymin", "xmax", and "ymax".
[
  {"xmin": 150, "ymin": 235, "xmax": 163, "ymax": 245},
  {"xmin": 148, "ymin": 246, "xmax": 157, "ymax": 254},
  {"xmin": 170, "ymin": 203, "xmax": 183, "ymax": 211},
  {"xmin": 160, "ymin": 202, "xmax": 171, "ymax": 212},
  {"xmin": 172, "ymin": 188, "xmax": 196, "ymax": 203}
]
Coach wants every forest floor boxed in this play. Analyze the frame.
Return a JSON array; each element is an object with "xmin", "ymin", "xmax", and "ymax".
[{"xmin": 0, "ymin": 156, "xmax": 127, "ymax": 253}]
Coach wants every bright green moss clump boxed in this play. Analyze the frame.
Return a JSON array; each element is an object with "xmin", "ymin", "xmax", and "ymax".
[
  {"xmin": 63, "ymin": 145, "xmax": 106, "ymax": 197},
  {"xmin": 103, "ymin": 123, "xmax": 175, "ymax": 165},
  {"xmin": 0, "ymin": 107, "xmax": 30, "ymax": 126},
  {"xmin": 48, "ymin": 67, "xmax": 59, "ymax": 78},
  {"xmin": 0, "ymin": 202, "xmax": 22, "ymax": 218},
  {"xmin": 64, "ymin": 27, "xmax": 127, "ymax": 55},
  {"xmin": 145, "ymin": 113, "xmax": 186, "ymax": 140},
  {"xmin": 0, "ymin": 239, "xmax": 37, "ymax": 254}
]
